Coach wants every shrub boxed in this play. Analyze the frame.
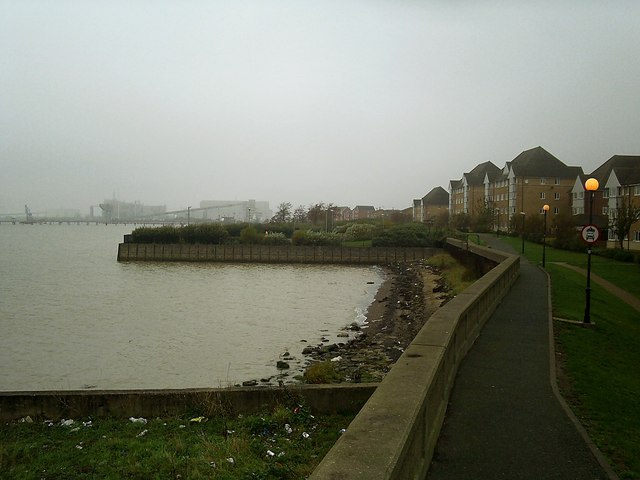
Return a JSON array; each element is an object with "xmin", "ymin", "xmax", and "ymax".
[
  {"xmin": 240, "ymin": 226, "xmax": 260, "ymax": 244},
  {"xmin": 131, "ymin": 226, "xmax": 181, "ymax": 244},
  {"xmin": 372, "ymin": 223, "xmax": 444, "ymax": 247},
  {"xmin": 265, "ymin": 223, "xmax": 294, "ymax": 238},
  {"xmin": 304, "ymin": 361, "xmax": 343, "ymax": 384},
  {"xmin": 292, "ymin": 230, "xmax": 341, "ymax": 246},
  {"xmin": 344, "ymin": 223, "xmax": 378, "ymax": 242},
  {"xmin": 262, "ymin": 232, "xmax": 290, "ymax": 245},
  {"xmin": 131, "ymin": 224, "xmax": 229, "ymax": 244}
]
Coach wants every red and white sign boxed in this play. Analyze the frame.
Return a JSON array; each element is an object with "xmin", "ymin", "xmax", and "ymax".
[{"xmin": 581, "ymin": 224, "xmax": 600, "ymax": 244}]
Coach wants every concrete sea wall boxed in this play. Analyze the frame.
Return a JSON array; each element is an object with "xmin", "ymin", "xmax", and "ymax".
[
  {"xmin": 309, "ymin": 240, "xmax": 519, "ymax": 479},
  {"xmin": 0, "ymin": 385, "xmax": 376, "ymax": 421},
  {"xmin": 117, "ymin": 243, "xmax": 438, "ymax": 264}
]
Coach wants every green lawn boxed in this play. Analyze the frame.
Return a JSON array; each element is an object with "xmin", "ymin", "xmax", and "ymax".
[
  {"xmin": 0, "ymin": 405, "xmax": 353, "ymax": 479},
  {"xmin": 499, "ymin": 236, "xmax": 640, "ymax": 298},
  {"xmin": 497, "ymin": 235, "xmax": 640, "ymax": 479}
]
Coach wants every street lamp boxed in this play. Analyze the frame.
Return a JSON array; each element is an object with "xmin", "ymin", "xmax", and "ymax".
[
  {"xmin": 521, "ymin": 212, "xmax": 525, "ymax": 253},
  {"xmin": 583, "ymin": 177, "xmax": 599, "ymax": 325},
  {"xmin": 542, "ymin": 204, "xmax": 549, "ymax": 267}
]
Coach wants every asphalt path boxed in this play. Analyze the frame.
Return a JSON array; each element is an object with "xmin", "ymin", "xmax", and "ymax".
[{"xmin": 426, "ymin": 235, "xmax": 612, "ymax": 480}]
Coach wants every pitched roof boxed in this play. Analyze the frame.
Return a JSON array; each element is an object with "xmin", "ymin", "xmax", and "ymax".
[
  {"xmin": 463, "ymin": 161, "xmax": 501, "ymax": 186},
  {"xmin": 510, "ymin": 146, "xmax": 583, "ymax": 178},
  {"xmin": 590, "ymin": 155, "xmax": 640, "ymax": 186},
  {"xmin": 449, "ymin": 179, "xmax": 463, "ymax": 189},
  {"xmin": 422, "ymin": 186, "xmax": 449, "ymax": 205}
]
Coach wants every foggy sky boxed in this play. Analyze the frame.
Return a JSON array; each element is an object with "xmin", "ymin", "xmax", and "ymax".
[{"xmin": 2, "ymin": 1, "xmax": 639, "ymax": 215}]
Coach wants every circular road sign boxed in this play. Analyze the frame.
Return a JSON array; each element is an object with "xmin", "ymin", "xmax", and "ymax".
[{"xmin": 581, "ymin": 224, "xmax": 600, "ymax": 244}]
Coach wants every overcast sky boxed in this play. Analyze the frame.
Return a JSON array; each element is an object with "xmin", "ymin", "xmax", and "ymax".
[{"xmin": 1, "ymin": 1, "xmax": 639, "ymax": 215}]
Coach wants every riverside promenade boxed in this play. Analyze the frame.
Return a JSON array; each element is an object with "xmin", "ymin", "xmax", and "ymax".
[{"xmin": 427, "ymin": 235, "xmax": 615, "ymax": 480}]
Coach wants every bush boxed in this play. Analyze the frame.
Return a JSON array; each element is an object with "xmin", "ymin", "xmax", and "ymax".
[
  {"xmin": 131, "ymin": 226, "xmax": 181, "ymax": 244},
  {"xmin": 265, "ymin": 223, "xmax": 294, "ymax": 238},
  {"xmin": 614, "ymin": 249, "xmax": 635, "ymax": 263},
  {"xmin": 130, "ymin": 224, "xmax": 229, "ymax": 244},
  {"xmin": 372, "ymin": 223, "xmax": 444, "ymax": 247},
  {"xmin": 182, "ymin": 224, "xmax": 229, "ymax": 244},
  {"xmin": 303, "ymin": 361, "xmax": 343, "ymax": 384},
  {"xmin": 240, "ymin": 226, "xmax": 261, "ymax": 244},
  {"xmin": 344, "ymin": 223, "xmax": 378, "ymax": 242},
  {"xmin": 262, "ymin": 232, "xmax": 290, "ymax": 245},
  {"xmin": 291, "ymin": 230, "xmax": 341, "ymax": 246}
]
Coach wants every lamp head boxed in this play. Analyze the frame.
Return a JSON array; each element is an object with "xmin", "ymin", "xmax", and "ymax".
[
  {"xmin": 543, "ymin": 204, "xmax": 550, "ymax": 212},
  {"xmin": 585, "ymin": 178, "xmax": 599, "ymax": 191}
]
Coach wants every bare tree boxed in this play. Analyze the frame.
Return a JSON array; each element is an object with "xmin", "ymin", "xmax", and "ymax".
[
  {"xmin": 293, "ymin": 205, "xmax": 307, "ymax": 223},
  {"xmin": 273, "ymin": 202, "xmax": 292, "ymax": 222},
  {"xmin": 609, "ymin": 201, "xmax": 640, "ymax": 249},
  {"xmin": 307, "ymin": 202, "xmax": 326, "ymax": 226}
]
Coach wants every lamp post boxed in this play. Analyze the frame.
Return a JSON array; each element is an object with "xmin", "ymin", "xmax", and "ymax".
[
  {"xmin": 583, "ymin": 178, "xmax": 599, "ymax": 325},
  {"xmin": 187, "ymin": 206, "xmax": 191, "ymax": 226},
  {"xmin": 521, "ymin": 212, "xmax": 525, "ymax": 253},
  {"xmin": 542, "ymin": 204, "xmax": 549, "ymax": 267}
]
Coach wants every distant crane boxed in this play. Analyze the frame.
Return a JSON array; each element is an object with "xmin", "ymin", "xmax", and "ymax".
[{"xmin": 24, "ymin": 205, "xmax": 33, "ymax": 223}]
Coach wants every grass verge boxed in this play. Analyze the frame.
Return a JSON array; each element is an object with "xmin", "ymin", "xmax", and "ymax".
[
  {"xmin": 426, "ymin": 252, "xmax": 476, "ymax": 295},
  {"xmin": 0, "ymin": 404, "xmax": 353, "ymax": 479}
]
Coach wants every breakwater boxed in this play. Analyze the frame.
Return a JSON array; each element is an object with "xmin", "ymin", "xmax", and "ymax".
[{"xmin": 117, "ymin": 243, "xmax": 438, "ymax": 264}]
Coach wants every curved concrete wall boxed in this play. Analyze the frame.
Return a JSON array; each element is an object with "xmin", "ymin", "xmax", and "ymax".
[{"xmin": 310, "ymin": 240, "xmax": 519, "ymax": 479}]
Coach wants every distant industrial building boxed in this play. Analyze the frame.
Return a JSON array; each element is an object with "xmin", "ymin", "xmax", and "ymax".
[
  {"xmin": 199, "ymin": 199, "xmax": 271, "ymax": 223},
  {"xmin": 99, "ymin": 199, "xmax": 166, "ymax": 221}
]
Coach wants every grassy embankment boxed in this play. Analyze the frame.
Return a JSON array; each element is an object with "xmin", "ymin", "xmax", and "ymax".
[
  {"xmin": 500, "ymin": 235, "xmax": 640, "ymax": 479},
  {"xmin": 0, "ymin": 402, "xmax": 353, "ymax": 479},
  {"xmin": 425, "ymin": 252, "xmax": 476, "ymax": 295}
]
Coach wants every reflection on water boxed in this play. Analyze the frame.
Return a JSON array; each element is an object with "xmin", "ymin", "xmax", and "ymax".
[{"xmin": 0, "ymin": 224, "xmax": 383, "ymax": 390}]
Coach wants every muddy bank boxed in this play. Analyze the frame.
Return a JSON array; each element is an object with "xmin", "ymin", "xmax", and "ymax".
[{"xmin": 241, "ymin": 261, "xmax": 452, "ymax": 387}]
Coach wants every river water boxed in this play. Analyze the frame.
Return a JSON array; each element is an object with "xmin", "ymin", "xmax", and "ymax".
[{"xmin": 0, "ymin": 224, "xmax": 383, "ymax": 391}]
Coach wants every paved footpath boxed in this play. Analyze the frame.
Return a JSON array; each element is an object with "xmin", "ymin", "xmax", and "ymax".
[{"xmin": 427, "ymin": 235, "xmax": 613, "ymax": 480}]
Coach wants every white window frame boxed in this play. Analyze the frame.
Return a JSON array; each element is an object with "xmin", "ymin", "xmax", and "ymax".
[
  {"xmin": 540, "ymin": 192, "xmax": 546, "ymax": 199},
  {"xmin": 554, "ymin": 193, "xmax": 560, "ymax": 200}
]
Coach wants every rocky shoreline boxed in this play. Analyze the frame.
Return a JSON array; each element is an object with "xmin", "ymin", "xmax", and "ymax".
[{"xmin": 241, "ymin": 261, "xmax": 452, "ymax": 387}]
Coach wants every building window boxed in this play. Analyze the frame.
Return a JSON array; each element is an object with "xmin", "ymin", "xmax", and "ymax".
[
  {"xmin": 554, "ymin": 178, "xmax": 560, "ymax": 185},
  {"xmin": 603, "ymin": 207, "xmax": 609, "ymax": 215},
  {"xmin": 603, "ymin": 188, "xmax": 609, "ymax": 198},
  {"xmin": 554, "ymin": 207, "xmax": 559, "ymax": 214},
  {"xmin": 635, "ymin": 231, "xmax": 640, "ymax": 242},
  {"xmin": 540, "ymin": 192, "xmax": 546, "ymax": 199},
  {"xmin": 540, "ymin": 177, "xmax": 547, "ymax": 185},
  {"xmin": 635, "ymin": 186, "xmax": 640, "ymax": 196},
  {"xmin": 578, "ymin": 192, "xmax": 584, "ymax": 199},
  {"xmin": 554, "ymin": 193, "xmax": 560, "ymax": 200}
]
